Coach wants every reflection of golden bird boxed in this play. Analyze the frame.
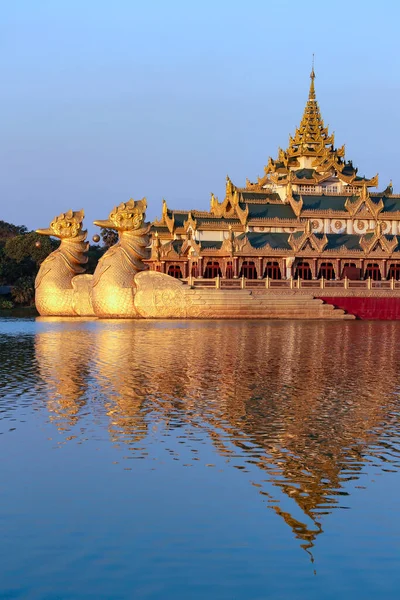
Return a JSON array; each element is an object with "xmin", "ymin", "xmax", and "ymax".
[
  {"xmin": 35, "ymin": 325, "xmax": 92, "ymax": 431},
  {"xmin": 94, "ymin": 324, "xmax": 149, "ymax": 443}
]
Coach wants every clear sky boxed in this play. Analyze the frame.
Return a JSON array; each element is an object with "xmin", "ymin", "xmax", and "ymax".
[{"xmin": 1, "ymin": 0, "xmax": 400, "ymax": 233}]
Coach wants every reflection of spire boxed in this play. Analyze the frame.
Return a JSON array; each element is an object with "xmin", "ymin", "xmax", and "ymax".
[{"xmin": 35, "ymin": 319, "xmax": 400, "ymax": 562}]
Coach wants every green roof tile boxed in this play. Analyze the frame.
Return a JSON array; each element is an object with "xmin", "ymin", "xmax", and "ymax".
[
  {"xmin": 297, "ymin": 194, "xmax": 349, "ymax": 211},
  {"xmin": 325, "ymin": 234, "xmax": 360, "ymax": 250},
  {"xmin": 237, "ymin": 232, "xmax": 291, "ymax": 250},
  {"xmin": 382, "ymin": 197, "xmax": 400, "ymax": 212},
  {"xmin": 242, "ymin": 203, "xmax": 296, "ymax": 219},
  {"xmin": 241, "ymin": 191, "xmax": 281, "ymax": 202},
  {"xmin": 294, "ymin": 168, "xmax": 316, "ymax": 179},
  {"xmin": 200, "ymin": 241, "xmax": 223, "ymax": 250}
]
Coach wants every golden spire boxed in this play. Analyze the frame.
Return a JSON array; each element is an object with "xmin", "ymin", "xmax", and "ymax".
[
  {"xmin": 309, "ymin": 54, "xmax": 316, "ymax": 100},
  {"xmin": 287, "ymin": 60, "xmax": 331, "ymax": 154}
]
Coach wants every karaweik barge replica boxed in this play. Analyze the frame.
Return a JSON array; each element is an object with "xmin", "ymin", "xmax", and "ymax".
[{"xmin": 35, "ymin": 68, "xmax": 400, "ymax": 320}]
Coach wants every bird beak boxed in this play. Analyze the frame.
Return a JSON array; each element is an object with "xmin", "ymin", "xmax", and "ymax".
[
  {"xmin": 93, "ymin": 219, "xmax": 114, "ymax": 228},
  {"xmin": 36, "ymin": 228, "xmax": 54, "ymax": 236}
]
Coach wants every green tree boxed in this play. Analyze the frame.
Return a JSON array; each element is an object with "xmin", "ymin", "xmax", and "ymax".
[
  {"xmin": 5, "ymin": 231, "xmax": 56, "ymax": 265},
  {"xmin": 11, "ymin": 276, "xmax": 35, "ymax": 305},
  {"xmin": 100, "ymin": 227, "xmax": 118, "ymax": 248},
  {"xmin": 0, "ymin": 222, "xmax": 58, "ymax": 304},
  {"xmin": 0, "ymin": 220, "xmax": 108, "ymax": 305},
  {"xmin": 0, "ymin": 220, "xmax": 27, "ymax": 241},
  {"xmin": 86, "ymin": 244, "xmax": 106, "ymax": 274}
]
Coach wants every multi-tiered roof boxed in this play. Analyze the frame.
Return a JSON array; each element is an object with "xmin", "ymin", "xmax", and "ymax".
[
  {"xmin": 244, "ymin": 67, "xmax": 377, "ymax": 191},
  {"xmin": 152, "ymin": 68, "xmax": 398, "ymax": 261}
]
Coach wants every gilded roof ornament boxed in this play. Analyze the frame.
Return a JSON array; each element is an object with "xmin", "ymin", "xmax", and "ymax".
[
  {"xmin": 210, "ymin": 193, "xmax": 219, "ymax": 213},
  {"xmin": 383, "ymin": 180, "xmax": 394, "ymax": 196},
  {"xmin": 309, "ymin": 57, "xmax": 316, "ymax": 101},
  {"xmin": 162, "ymin": 198, "xmax": 168, "ymax": 220},
  {"xmin": 226, "ymin": 175, "xmax": 236, "ymax": 197}
]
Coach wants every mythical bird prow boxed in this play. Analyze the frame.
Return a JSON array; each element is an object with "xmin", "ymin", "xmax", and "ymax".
[
  {"xmin": 91, "ymin": 198, "xmax": 151, "ymax": 318},
  {"xmin": 35, "ymin": 209, "xmax": 94, "ymax": 316}
]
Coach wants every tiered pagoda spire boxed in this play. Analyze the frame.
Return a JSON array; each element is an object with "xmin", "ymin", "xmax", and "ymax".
[
  {"xmin": 243, "ymin": 66, "xmax": 378, "ymax": 191},
  {"xmin": 286, "ymin": 66, "xmax": 335, "ymax": 156}
]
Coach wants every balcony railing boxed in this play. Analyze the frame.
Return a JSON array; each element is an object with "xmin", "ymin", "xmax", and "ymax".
[
  {"xmin": 182, "ymin": 276, "xmax": 400, "ymax": 291},
  {"xmin": 295, "ymin": 185, "xmax": 361, "ymax": 196}
]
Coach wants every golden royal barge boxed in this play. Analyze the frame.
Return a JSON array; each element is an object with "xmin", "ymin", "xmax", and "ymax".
[{"xmin": 35, "ymin": 68, "xmax": 400, "ymax": 319}]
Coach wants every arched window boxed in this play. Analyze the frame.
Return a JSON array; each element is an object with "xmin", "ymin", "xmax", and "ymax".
[
  {"xmin": 168, "ymin": 265, "xmax": 183, "ymax": 279},
  {"xmin": 191, "ymin": 262, "xmax": 198, "ymax": 277},
  {"xmin": 264, "ymin": 261, "xmax": 281, "ymax": 280},
  {"xmin": 225, "ymin": 261, "xmax": 233, "ymax": 279},
  {"xmin": 318, "ymin": 262, "xmax": 335, "ymax": 280},
  {"xmin": 294, "ymin": 261, "xmax": 312, "ymax": 280},
  {"xmin": 388, "ymin": 263, "xmax": 400, "ymax": 281},
  {"xmin": 240, "ymin": 261, "xmax": 257, "ymax": 279},
  {"xmin": 364, "ymin": 263, "xmax": 381, "ymax": 281},
  {"xmin": 204, "ymin": 261, "xmax": 222, "ymax": 278}
]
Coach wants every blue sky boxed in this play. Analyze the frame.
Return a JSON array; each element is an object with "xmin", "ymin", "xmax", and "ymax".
[{"xmin": 1, "ymin": 0, "xmax": 399, "ymax": 232}]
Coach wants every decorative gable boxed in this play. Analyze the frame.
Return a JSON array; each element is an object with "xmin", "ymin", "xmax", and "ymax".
[
  {"xmin": 359, "ymin": 222, "xmax": 398, "ymax": 254},
  {"xmin": 160, "ymin": 240, "xmax": 181, "ymax": 260},
  {"xmin": 210, "ymin": 177, "xmax": 249, "ymax": 225},
  {"xmin": 183, "ymin": 211, "xmax": 197, "ymax": 233},
  {"xmin": 181, "ymin": 238, "xmax": 201, "ymax": 257},
  {"xmin": 288, "ymin": 220, "xmax": 328, "ymax": 253},
  {"xmin": 345, "ymin": 185, "xmax": 384, "ymax": 219},
  {"xmin": 235, "ymin": 235, "xmax": 254, "ymax": 254}
]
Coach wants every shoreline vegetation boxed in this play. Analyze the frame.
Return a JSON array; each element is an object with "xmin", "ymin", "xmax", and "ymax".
[
  {"xmin": 0, "ymin": 219, "xmax": 114, "ymax": 311},
  {"xmin": 0, "ymin": 306, "xmax": 38, "ymax": 317}
]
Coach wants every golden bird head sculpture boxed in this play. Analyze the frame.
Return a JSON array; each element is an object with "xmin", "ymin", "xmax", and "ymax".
[
  {"xmin": 94, "ymin": 198, "xmax": 147, "ymax": 232},
  {"xmin": 36, "ymin": 209, "xmax": 86, "ymax": 239}
]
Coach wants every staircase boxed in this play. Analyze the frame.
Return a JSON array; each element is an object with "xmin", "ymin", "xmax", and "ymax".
[{"xmin": 187, "ymin": 289, "xmax": 355, "ymax": 319}]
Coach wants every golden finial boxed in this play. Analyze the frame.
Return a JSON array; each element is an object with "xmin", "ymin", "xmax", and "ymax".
[
  {"xmin": 361, "ymin": 183, "xmax": 368, "ymax": 199},
  {"xmin": 309, "ymin": 54, "xmax": 315, "ymax": 100},
  {"xmin": 162, "ymin": 198, "xmax": 168, "ymax": 218},
  {"xmin": 226, "ymin": 176, "xmax": 233, "ymax": 196}
]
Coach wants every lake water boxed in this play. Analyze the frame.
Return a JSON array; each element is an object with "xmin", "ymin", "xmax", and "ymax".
[{"xmin": 1, "ymin": 317, "xmax": 400, "ymax": 599}]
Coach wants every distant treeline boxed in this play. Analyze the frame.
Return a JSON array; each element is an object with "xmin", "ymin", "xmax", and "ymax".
[{"xmin": 0, "ymin": 220, "xmax": 114, "ymax": 308}]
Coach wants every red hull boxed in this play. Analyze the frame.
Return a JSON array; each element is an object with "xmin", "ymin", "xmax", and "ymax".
[{"xmin": 318, "ymin": 297, "xmax": 400, "ymax": 320}]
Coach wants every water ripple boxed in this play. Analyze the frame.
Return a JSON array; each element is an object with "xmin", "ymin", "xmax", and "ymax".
[{"xmin": 1, "ymin": 318, "xmax": 400, "ymax": 561}]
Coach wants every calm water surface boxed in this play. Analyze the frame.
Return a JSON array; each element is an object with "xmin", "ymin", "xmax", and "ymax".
[{"xmin": 1, "ymin": 317, "xmax": 400, "ymax": 599}]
